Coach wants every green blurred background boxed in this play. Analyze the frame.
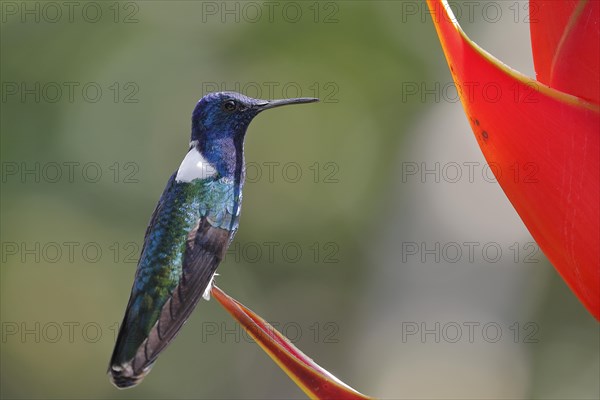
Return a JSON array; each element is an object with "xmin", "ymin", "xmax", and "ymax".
[{"xmin": 1, "ymin": 1, "xmax": 598, "ymax": 399}]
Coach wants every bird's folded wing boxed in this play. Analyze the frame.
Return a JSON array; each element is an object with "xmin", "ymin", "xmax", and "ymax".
[
  {"xmin": 110, "ymin": 201, "xmax": 230, "ymax": 387},
  {"xmin": 129, "ymin": 218, "xmax": 229, "ymax": 378}
]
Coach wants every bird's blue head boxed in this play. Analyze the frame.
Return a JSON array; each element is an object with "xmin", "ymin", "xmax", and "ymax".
[{"xmin": 190, "ymin": 91, "xmax": 318, "ymax": 178}]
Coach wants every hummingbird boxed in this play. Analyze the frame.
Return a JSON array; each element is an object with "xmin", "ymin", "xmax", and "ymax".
[{"xmin": 108, "ymin": 91, "xmax": 318, "ymax": 388}]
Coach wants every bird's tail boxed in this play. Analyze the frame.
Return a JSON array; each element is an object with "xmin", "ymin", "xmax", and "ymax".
[{"xmin": 108, "ymin": 361, "xmax": 153, "ymax": 389}]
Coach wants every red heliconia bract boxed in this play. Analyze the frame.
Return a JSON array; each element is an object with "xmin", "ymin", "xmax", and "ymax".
[
  {"xmin": 530, "ymin": 0, "xmax": 600, "ymax": 104},
  {"xmin": 212, "ymin": 285, "xmax": 373, "ymax": 399},
  {"xmin": 426, "ymin": 0, "xmax": 599, "ymax": 318}
]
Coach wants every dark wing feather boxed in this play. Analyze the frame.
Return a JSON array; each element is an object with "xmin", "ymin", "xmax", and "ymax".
[
  {"xmin": 109, "ymin": 215, "xmax": 230, "ymax": 388},
  {"xmin": 130, "ymin": 218, "xmax": 229, "ymax": 374}
]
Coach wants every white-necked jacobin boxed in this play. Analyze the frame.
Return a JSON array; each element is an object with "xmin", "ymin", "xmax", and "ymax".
[{"xmin": 108, "ymin": 91, "xmax": 318, "ymax": 388}]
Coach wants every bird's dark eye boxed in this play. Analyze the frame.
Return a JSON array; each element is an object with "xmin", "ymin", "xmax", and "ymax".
[{"xmin": 223, "ymin": 100, "xmax": 237, "ymax": 112}]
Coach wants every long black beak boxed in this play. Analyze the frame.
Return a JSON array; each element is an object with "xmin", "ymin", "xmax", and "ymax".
[{"xmin": 257, "ymin": 97, "xmax": 319, "ymax": 111}]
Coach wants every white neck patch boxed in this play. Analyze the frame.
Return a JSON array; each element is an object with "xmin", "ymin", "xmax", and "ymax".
[{"xmin": 175, "ymin": 148, "xmax": 217, "ymax": 182}]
